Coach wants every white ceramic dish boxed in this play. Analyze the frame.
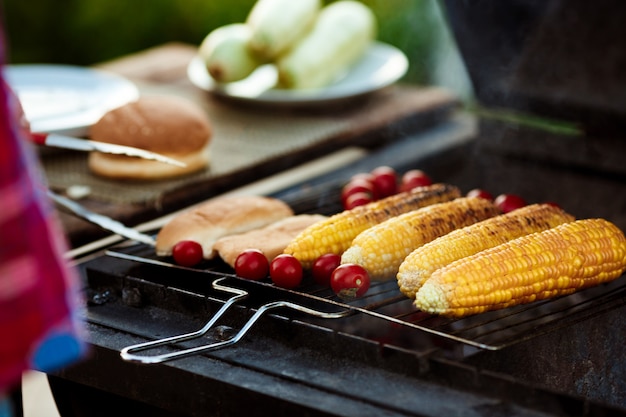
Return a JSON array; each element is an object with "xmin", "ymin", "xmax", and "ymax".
[
  {"xmin": 3, "ymin": 64, "xmax": 139, "ymax": 136},
  {"xmin": 187, "ymin": 41, "xmax": 409, "ymax": 106}
]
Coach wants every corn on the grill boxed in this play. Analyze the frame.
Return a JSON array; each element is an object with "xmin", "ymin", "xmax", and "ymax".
[
  {"xmin": 414, "ymin": 218, "xmax": 626, "ymax": 317},
  {"xmin": 341, "ymin": 197, "xmax": 501, "ymax": 281},
  {"xmin": 397, "ymin": 203, "xmax": 575, "ymax": 299},
  {"xmin": 283, "ymin": 183, "xmax": 460, "ymax": 268}
]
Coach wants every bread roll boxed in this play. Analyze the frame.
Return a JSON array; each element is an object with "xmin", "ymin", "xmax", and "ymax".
[
  {"xmin": 156, "ymin": 196, "xmax": 294, "ymax": 259},
  {"xmin": 88, "ymin": 96, "xmax": 212, "ymax": 180},
  {"xmin": 214, "ymin": 214, "xmax": 326, "ymax": 267}
]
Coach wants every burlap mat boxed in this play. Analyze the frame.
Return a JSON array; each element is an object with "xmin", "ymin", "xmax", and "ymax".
[
  {"xmin": 39, "ymin": 42, "xmax": 456, "ymax": 206},
  {"xmin": 41, "ymin": 105, "xmax": 353, "ymax": 205},
  {"xmin": 41, "ymin": 84, "xmax": 456, "ymax": 206}
]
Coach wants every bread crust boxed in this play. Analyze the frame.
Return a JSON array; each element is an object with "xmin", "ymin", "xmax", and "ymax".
[
  {"xmin": 156, "ymin": 196, "xmax": 294, "ymax": 259},
  {"xmin": 88, "ymin": 96, "xmax": 212, "ymax": 180},
  {"xmin": 214, "ymin": 214, "xmax": 326, "ymax": 267},
  {"xmin": 90, "ymin": 96, "xmax": 211, "ymax": 155}
]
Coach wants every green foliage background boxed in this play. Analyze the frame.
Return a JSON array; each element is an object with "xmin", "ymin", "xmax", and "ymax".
[{"xmin": 2, "ymin": 0, "xmax": 471, "ymax": 96}]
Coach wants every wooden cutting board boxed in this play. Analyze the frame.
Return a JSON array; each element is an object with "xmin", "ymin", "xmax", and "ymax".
[{"xmin": 42, "ymin": 42, "xmax": 458, "ymax": 247}]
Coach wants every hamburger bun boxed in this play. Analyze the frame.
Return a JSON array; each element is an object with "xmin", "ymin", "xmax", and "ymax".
[
  {"xmin": 155, "ymin": 195, "xmax": 294, "ymax": 259},
  {"xmin": 88, "ymin": 95, "xmax": 212, "ymax": 180},
  {"xmin": 213, "ymin": 214, "xmax": 326, "ymax": 267}
]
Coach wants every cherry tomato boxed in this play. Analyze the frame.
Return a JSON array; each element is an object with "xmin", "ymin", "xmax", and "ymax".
[
  {"xmin": 370, "ymin": 166, "xmax": 398, "ymax": 199},
  {"xmin": 400, "ymin": 169, "xmax": 432, "ymax": 192},
  {"xmin": 330, "ymin": 264, "xmax": 371, "ymax": 299},
  {"xmin": 172, "ymin": 240, "xmax": 204, "ymax": 267},
  {"xmin": 341, "ymin": 178, "xmax": 375, "ymax": 206},
  {"xmin": 234, "ymin": 249, "xmax": 269, "ymax": 281},
  {"xmin": 270, "ymin": 254, "xmax": 303, "ymax": 289},
  {"xmin": 344, "ymin": 191, "xmax": 373, "ymax": 210},
  {"xmin": 466, "ymin": 188, "xmax": 494, "ymax": 201},
  {"xmin": 311, "ymin": 253, "xmax": 342, "ymax": 286},
  {"xmin": 494, "ymin": 193, "xmax": 527, "ymax": 213}
]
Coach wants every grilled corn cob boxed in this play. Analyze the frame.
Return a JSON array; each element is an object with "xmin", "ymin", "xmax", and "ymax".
[
  {"xmin": 415, "ymin": 218, "xmax": 626, "ymax": 317},
  {"xmin": 397, "ymin": 204, "xmax": 575, "ymax": 299},
  {"xmin": 283, "ymin": 183, "xmax": 460, "ymax": 268},
  {"xmin": 341, "ymin": 197, "xmax": 501, "ymax": 281}
]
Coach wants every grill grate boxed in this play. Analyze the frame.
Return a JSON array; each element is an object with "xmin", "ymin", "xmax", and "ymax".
[{"xmin": 103, "ymin": 241, "xmax": 626, "ymax": 362}]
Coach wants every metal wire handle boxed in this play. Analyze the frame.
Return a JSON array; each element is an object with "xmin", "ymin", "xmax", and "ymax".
[{"xmin": 120, "ymin": 277, "xmax": 350, "ymax": 364}]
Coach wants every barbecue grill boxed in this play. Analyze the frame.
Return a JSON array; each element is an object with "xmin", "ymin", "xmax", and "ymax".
[{"xmin": 48, "ymin": 1, "xmax": 626, "ymax": 416}]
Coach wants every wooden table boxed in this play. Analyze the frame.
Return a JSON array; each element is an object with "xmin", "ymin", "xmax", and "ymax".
[{"xmin": 42, "ymin": 42, "xmax": 458, "ymax": 248}]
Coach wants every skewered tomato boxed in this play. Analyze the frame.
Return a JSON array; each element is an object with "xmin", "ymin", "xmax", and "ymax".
[
  {"xmin": 311, "ymin": 253, "xmax": 342, "ymax": 286},
  {"xmin": 494, "ymin": 193, "xmax": 527, "ymax": 213},
  {"xmin": 370, "ymin": 166, "xmax": 398, "ymax": 198},
  {"xmin": 466, "ymin": 188, "xmax": 494, "ymax": 201},
  {"xmin": 330, "ymin": 264, "xmax": 370, "ymax": 299},
  {"xmin": 270, "ymin": 254, "xmax": 303, "ymax": 289},
  {"xmin": 172, "ymin": 240, "xmax": 204, "ymax": 267},
  {"xmin": 400, "ymin": 169, "xmax": 432, "ymax": 192},
  {"xmin": 235, "ymin": 249, "xmax": 269, "ymax": 281}
]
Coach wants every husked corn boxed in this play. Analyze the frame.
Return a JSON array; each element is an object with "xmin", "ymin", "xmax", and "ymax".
[
  {"xmin": 341, "ymin": 197, "xmax": 501, "ymax": 281},
  {"xmin": 283, "ymin": 183, "xmax": 460, "ymax": 268},
  {"xmin": 415, "ymin": 218, "xmax": 626, "ymax": 317},
  {"xmin": 397, "ymin": 204, "xmax": 575, "ymax": 299}
]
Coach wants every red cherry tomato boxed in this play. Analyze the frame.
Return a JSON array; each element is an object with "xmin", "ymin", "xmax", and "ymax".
[
  {"xmin": 341, "ymin": 178, "xmax": 375, "ymax": 205},
  {"xmin": 172, "ymin": 240, "xmax": 204, "ymax": 267},
  {"xmin": 311, "ymin": 253, "xmax": 342, "ymax": 286},
  {"xmin": 494, "ymin": 194, "xmax": 527, "ymax": 213},
  {"xmin": 400, "ymin": 169, "xmax": 432, "ymax": 192},
  {"xmin": 344, "ymin": 191, "xmax": 373, "ymax": 210},
  {"xmin": 330, "ymin": 264, "xmax": 371, "ymax": 299},
  {"xmin": 270, "ymin": 254, "xmax": 303, "ymax": 289},
  {"xmin": 466, "ymin": 188, "xmax": 494, "ymax": 201},
  {"xmin": 234, "ymin": 249, "xmax": 269, "ymax": 281},
  {"xmin": 370, "ymin": 166, "xmax": 398, "ymax": 199}
]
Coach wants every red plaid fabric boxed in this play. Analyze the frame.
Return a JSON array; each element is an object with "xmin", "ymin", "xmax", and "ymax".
[{"xmin": 0, "ymin": 37, "xmax": 85, "ymax": 393}]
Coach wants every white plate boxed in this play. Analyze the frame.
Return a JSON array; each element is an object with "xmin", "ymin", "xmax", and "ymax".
[
  {"xmin": 3, "ymin": 64, "xmax": 139, "ymax": 136},
  {"xmin": 187, "ymin": 41, "xmax": 409, "ymax": 106}
]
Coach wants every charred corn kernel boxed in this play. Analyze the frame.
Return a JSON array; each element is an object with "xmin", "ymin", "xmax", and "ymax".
[
  {"xmin": 415, "ymin": 218, "xmax": 626, "ymax": 317},
  {"xmin": 341, "ymin": 197, "xmax": 501, "ymax": 281},
  {"xmin": 397, "ymin": 204, "xmax": 576, "ymax": 299},
  {"xmin": 283, "ymin": 183, "xmax": 460, "ymax": 268}
]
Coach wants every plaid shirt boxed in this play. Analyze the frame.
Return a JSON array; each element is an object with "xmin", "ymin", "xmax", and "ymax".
[{"xmin": 0, "ymin": 41, "xmax": 85, "ymax": 392}]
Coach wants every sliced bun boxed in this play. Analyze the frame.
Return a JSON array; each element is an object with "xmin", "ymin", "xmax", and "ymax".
[
  {"xmin": 214, "ymin": 214, "xmax": 326, "ymax": 267},
  {"xmin": 88, "ymin": 95, "xmax": 212, "ymax": 180},
  {"xmin": 156, "ymin": 196, "xmax": 294, "ymax": 259},
  {"xmin": 87, "ymin": 145, "xmax": 210, "ymax": 180}
]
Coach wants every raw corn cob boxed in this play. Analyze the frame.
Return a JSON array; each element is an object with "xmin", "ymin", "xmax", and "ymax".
[
  {"xmin": 397, "ymin": 203, "xmax": 575, "ymax": 299},
  {"xmin": 283, "ymin": 183, "xmax": 460, "ymax": 268},
  {"xmin": 341, "ymin": 197, "xmax": 501, "ymax": 281},
  {"xmin": 198, "ymin": 23, "xmax": 264, "ymax": 83},
  {"xmin": 276, "ymin": 0, "xmax": 376, "ymax": 89},
  {"xmin": 246, "ymin": 0, "xmax": 322, "ymax": 61},
  {"xmin": 414, "ymin": 218, "xmax": 626, "ymax": 318}
]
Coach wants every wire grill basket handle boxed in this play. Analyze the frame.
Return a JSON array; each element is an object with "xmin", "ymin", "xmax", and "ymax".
[{"xmin": 120, "ymin": 278, "xmax": 350, "ymax": 364}]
